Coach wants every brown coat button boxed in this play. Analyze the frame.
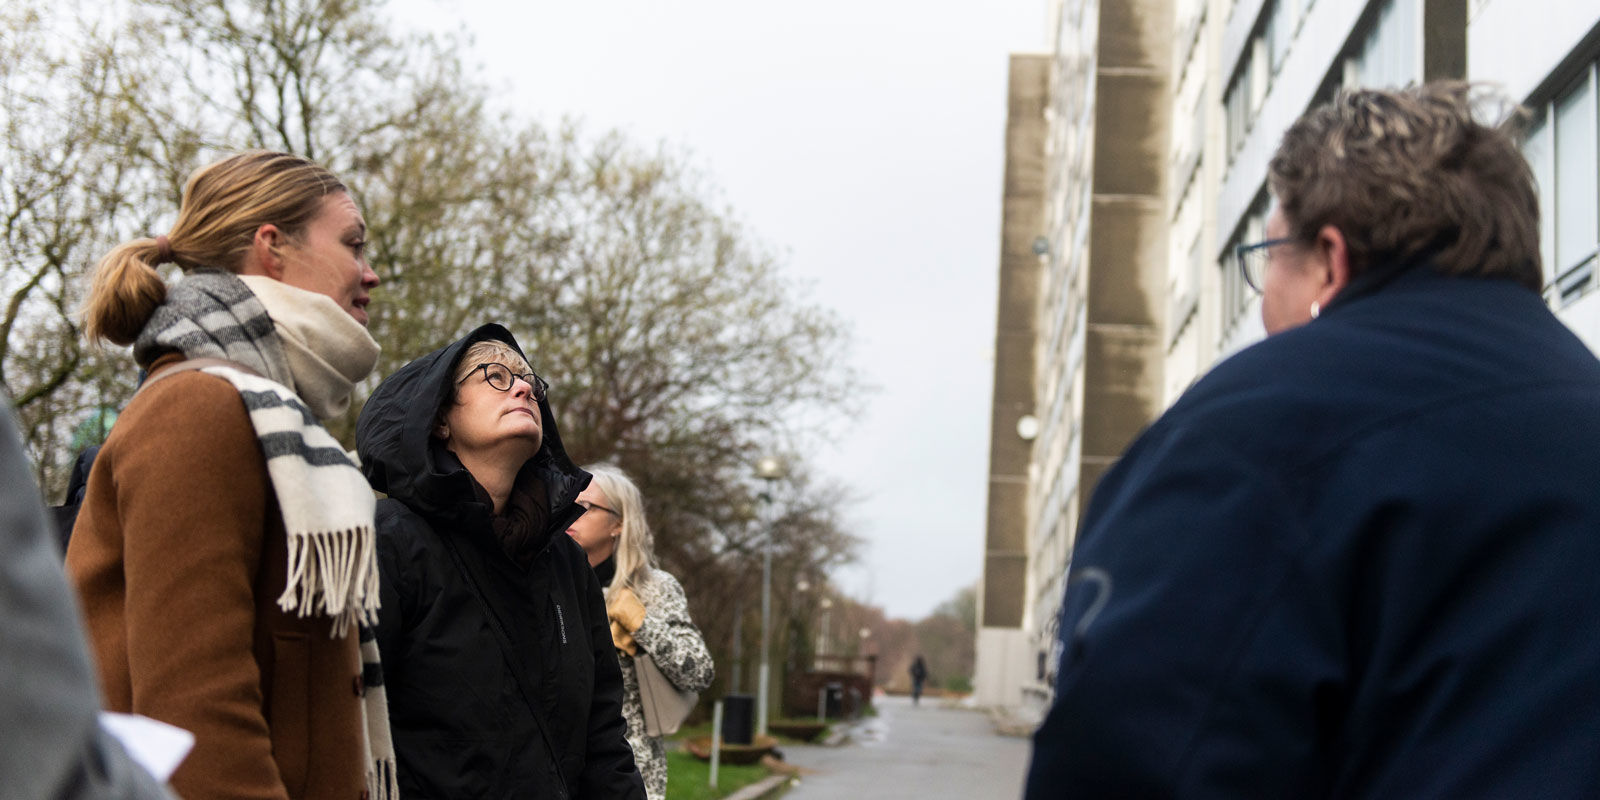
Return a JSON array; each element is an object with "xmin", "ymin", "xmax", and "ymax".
[{"xmin": 352, "ymin": 675, "xmax": 364, "ymax": 697}]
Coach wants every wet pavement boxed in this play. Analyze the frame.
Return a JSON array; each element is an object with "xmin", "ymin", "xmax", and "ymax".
[{"xmin": 778, "ymin": 694, "xmax": 1031, "ymax": 799}]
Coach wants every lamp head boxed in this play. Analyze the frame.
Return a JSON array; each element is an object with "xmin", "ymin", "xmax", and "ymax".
[{"xmin": 755, "ymin": 455, "xmax": 787, "ymax": 481}]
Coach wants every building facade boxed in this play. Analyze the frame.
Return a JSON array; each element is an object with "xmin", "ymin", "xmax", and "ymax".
[{"xmin": 974, "ymin": 0, "xmax": 1600, "ymax": 711}]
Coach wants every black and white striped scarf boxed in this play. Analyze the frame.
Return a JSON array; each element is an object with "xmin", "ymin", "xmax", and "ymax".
[{"xmin": 134, "ymin": 269, "xmax": 397, "ymax": 799}]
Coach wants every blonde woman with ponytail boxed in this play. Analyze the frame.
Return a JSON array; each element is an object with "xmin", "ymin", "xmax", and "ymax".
[
  {"xmin": 66, "ymin": 151, "xmax": 395, "ymax": 800},
  {"xmin": 567, "ymin": 464, "xmax": 715, "ymax": 800}
]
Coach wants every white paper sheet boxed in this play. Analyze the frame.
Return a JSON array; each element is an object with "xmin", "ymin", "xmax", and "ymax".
[{"xmin": 98, "ymin": 712, "xmax": 194, "ymax": 783}]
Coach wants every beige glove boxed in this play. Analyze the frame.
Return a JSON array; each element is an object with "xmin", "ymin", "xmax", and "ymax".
[{"xmin": 607, "ymin": 587, "xmax": 646, "ymax": 655}]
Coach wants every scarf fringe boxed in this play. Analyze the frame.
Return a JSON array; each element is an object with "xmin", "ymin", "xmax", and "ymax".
[
  {"xmin": 359, "ymin": 627, "xmax": 397, "ymax": 800},
  {"xmin": 369, "ymin": 757, "xmax": 400, "ymax": 800},
  {"xmin": 278, "ymin": 526, "xmax": 381, "ymax": 637}
]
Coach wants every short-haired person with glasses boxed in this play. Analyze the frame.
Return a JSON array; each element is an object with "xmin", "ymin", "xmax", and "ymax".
[
  {"xmin": 1025, "ymin": 83, "xmax": 1600, "ymax": 797},
  {"xmin": 355, "ymin": 324, "xmax": 645, "ymax": 799}
]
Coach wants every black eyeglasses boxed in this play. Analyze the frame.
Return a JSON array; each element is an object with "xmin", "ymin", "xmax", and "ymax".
[
  {"xmin": 1234, "ymin": 237, "xmax": 1294, "ymax": 293},
  {"xmin": 576, "ymin": 500, "xmax": 619, "ymax": 518},
  {"xmin": 459, "ymin": 362, "xmax": 548, "ymax": 402}
]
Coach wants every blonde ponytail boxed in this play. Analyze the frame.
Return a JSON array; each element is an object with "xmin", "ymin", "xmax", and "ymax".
[
  {"xmin": 82, "ymin": 238, "xmax": 171, "ymax": 346},
  {"xmin": 79, "ymin": 150, "xmax": 346, "ymax": 347}
]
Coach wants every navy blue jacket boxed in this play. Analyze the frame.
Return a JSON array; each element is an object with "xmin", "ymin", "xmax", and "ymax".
[{"xmin": 1026, "ymin": 270, "xmax": 1600, "ymax": 798}]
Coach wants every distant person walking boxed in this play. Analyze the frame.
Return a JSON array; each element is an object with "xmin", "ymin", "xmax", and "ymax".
[
  {"xmin": 356, "ymin": 324, "xmax": 645, "ymax": 799},
  {"xmin": 568, "ymin": 464, "xmax": 715, "ymax": 800},
  {"xmin": 66, "ymin": 151, "xmax": 390, "ymax": 800},
  {"xmin": 908, "ymin": 656, "xmax": 929, "ymax": 706},
  {"xmin": 1026, "ymin": 82, "xmax": 1600, "ymax": 797}
]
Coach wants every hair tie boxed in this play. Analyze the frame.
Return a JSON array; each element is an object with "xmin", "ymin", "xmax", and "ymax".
[{"xmin": 153, "ymin": 234, "xmax": 173, "ymax": 265}]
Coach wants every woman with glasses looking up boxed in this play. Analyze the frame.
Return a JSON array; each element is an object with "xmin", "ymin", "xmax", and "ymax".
[
  {"xmin": 355, "ymin": 324, "xmax": 645, "ymax": 799},
  {"xmin": 567, "ymin": 464, "xmax": 715, "ymax": 800}
]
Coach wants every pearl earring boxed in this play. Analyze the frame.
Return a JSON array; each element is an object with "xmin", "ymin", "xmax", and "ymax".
[{"xmin": 1310, "ymin": 301, "xmax": 1321, "ymax": 319}]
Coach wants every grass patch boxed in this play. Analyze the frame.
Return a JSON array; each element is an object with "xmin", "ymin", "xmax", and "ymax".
[
  {"xmin": 664, "ymin": 750, "xmax": 772, "ymax": 800},
  {"xmin": 669, "ymin": 719, "xmax": 832, "ymax": 746}
]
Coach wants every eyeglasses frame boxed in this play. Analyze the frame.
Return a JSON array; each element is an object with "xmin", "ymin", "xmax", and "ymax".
[
  {"xmin": 576, "ymin": 500, "xmax": 620, "ymax": 518},
  {"xmin": 458, "ymin": 362, "xmax": 549, "ymax": 402},
  {"xmin": 1234, "ymin": 237, "xmax": 1294, "ymax": 293}
]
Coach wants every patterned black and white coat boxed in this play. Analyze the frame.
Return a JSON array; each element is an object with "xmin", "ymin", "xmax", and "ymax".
[{"xmin": 610, "ymin": 568, "xmax": 715, "ymax": 800}]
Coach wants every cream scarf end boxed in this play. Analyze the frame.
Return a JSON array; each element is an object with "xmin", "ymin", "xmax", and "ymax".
[{"xmin": 238, "ymin": 275, "xmax": 380, "ymax": 420}]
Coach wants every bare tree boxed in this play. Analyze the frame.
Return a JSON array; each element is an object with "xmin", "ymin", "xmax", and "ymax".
[
  {"xmin": 2, "ymin": 4, "xmax": 865, "ymax": 708},
  {"xmin": 0, "ymin": 1, "xmax": 177, "ymax": 491}
]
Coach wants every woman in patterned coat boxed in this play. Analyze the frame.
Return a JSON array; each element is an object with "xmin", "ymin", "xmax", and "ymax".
[{"xmin": 567, "ymin": 464, "xmax": 715, "ymax": 800}]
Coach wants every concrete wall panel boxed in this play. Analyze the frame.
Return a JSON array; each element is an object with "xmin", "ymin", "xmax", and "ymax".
[
  {"xmin": 1081, "ymin": 327, "xmax": 1163, "ymax": 458},
  {"xmin": 982, "ymin": 554, "xmax": 1029, "ymax": 627},
  {"xmin": 1087, "ymin": 197, "xmax": 1168, "ymax": 326},
  {"xmin": 1093, "ymin": 71, "xmax": 1170, "ymax": 197},
  {"xmin": 986, "ymin": 479, "xmax": 1029, "ymax": 552}
]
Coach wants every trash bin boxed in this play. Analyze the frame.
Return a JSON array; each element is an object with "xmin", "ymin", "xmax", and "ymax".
[
  {"xmin": 824, "ymin": 682, "xmax": 844, "ymax": 718},
  {"xmin": 722, "ymin": 694, "xmax": 754, "ymax": 745}
]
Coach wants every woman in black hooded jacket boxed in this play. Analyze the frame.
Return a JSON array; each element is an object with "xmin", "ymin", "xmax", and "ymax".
[{"xmin": 355, "ymin": 323, "xmax": 644, "ymax": 799}]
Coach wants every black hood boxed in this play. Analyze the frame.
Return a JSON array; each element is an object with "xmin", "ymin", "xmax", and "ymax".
[{"xmin": 356, "ymin": 323, "xmax": 589, "ymax": 525}]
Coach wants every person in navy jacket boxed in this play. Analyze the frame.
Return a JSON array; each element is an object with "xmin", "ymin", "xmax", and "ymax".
[{"xmin": 1025, "ymin": 83, "xmax": 1600, "ymax": 798}]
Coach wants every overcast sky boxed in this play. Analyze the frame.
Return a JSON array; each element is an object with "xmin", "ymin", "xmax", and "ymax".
[{"xmin": 390, "ymin": 0, "xmax": 1050, "ymax": 619}]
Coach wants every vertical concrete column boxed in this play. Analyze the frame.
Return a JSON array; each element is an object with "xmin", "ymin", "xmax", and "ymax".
[
  {"xmin": 974, "ymin": 54, "xmax": 1050, "ymax": 707},
  {"xmin": 1423, "ymin": 0, "xmax": 1468, "ymax": 81},
  {"xmin": 1078, "ymin": 0, "xmax": 1172, "ymax": 510}
]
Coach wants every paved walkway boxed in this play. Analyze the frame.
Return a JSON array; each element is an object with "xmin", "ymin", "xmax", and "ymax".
[{"xmin": 778, "ymin": 695, "xmax": 1031, "ymax": 799}]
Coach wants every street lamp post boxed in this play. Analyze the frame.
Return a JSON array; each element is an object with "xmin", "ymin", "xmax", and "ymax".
[
  {"xmin": 817, "ymin": 596, "xmax": 833, "ymax": 659},
  {"xmin": 754, "ymin": 455, "xmax": 786, "ymax": 738}
]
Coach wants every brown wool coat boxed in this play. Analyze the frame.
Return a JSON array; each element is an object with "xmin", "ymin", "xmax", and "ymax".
[{"xmin": 66, "ymin": 355, "xmax": 368, "ymax": 800}]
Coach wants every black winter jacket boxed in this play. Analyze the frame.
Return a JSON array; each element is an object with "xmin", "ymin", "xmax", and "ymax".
[
  {"xmin": 1026, "ymin": 270, "xmax": 1600, "ymax": 797},
  {"xmin": 356, "ymin": 324, "xmax": 644, "ymax": 800}
]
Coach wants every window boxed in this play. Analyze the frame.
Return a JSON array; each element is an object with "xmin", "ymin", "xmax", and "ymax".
[
  {"xmin": 1225, "ymin": 35, "xmax": 1272, "ymax": 158},
  {"xmin": 1226, "ymin": 0, "xmax": 1301, "ymax": 159},
  {"xmin": 1169, "ymin": 233, "xmax": 1203, "ymax": 345},
  {"xmin": 1267, "ymin": 0, "xmax": 1294, "ymax": 74},
  {"xmin": 1554, "ymin": 75, "xmax": 1598, "ymax": 282},
  {"xmin": 1346, "ymin": 0, "xmax": 1419, "ymax": 90},
  {"xmin": 1523, "ymin": 114, "xmax": 1556, "ymax": 285},
  {"xmin": 1249, "ymin": 37, "xmax": 1269, "ymax": 111},
  {"xmin": 1224, "ymin": 58, "xmax": 1253, "ymax": 157},
  {"xmin": 1173, "ymin": 90, "xmax": 1205, "ymax": 201},
  {"xmin": 1524, "ymin": 63, "xmax": 1600, "ymax": 303}
]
